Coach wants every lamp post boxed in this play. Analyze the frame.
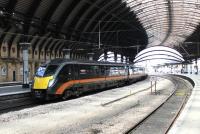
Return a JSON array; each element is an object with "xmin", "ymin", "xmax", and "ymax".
[{"xmin": 20, "ymin": 42, "xmax": 30, "ymax": 88}]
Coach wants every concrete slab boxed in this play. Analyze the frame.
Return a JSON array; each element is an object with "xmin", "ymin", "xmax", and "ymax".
[
  {"xmin": 0, "ymin": 85, "xmax": 30, "ymax": 96},
  {"xmin": 169, "ymin": 75, "xmax": 200, "ymax": 134}
]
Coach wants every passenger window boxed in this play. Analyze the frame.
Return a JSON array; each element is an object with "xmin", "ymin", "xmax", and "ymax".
[
  {"xmin": 78, "ymin": 65, "xmax": 106, "ymax": 79},
  {"xmin": 58, "ymin": 65, "xmax": 71, "ymax": 80},
  {"xmin": 79, "ymin": 65, "xmax": 90, "ymax": 79}
]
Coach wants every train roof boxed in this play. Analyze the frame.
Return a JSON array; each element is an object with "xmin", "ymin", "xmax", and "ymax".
[{"xmin": 46, "ymin": 58, "xmax": 130, "ymax": 66}]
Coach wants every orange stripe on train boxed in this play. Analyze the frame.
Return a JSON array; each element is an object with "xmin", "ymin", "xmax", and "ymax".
[{"xmin": 55, "ymin": 75, "xmax": 128, "ymax": 95}]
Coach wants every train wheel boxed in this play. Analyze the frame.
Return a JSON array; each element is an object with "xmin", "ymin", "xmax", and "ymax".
[
  {"xmin": 75, "ymin": 91, "xmax": 80, "ymax": 97},
  {"xmin": 73, "ymin": 88, "xmax": 80, "ymax": 97},
  {"xmin": 62, "ymin": 90, "xmax": 73, "ymax": 100}
]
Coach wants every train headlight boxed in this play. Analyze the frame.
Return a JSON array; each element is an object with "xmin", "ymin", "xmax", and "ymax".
[{"xmin": 48, "ymin": 79, "xmax": 55, "ymax": 87}]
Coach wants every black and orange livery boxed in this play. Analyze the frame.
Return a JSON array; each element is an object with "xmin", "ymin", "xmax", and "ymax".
[{"xmin": 31, "ymin": 58, "xmax": 147, "ymax": 100}]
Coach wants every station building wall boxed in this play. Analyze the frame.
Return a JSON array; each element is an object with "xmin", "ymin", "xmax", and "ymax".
[{"xmin": 0, "ymin": 44, "xmax": 64, "ymax": 82}]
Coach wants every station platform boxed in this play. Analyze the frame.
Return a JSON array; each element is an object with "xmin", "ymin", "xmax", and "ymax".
[
  {"xmin": 169, "ymin": 74, "xmax": 200, "ymax": 134},
  {"xmin": 0, "ymin": 84, "xmax": 30, "ymax": 96}
]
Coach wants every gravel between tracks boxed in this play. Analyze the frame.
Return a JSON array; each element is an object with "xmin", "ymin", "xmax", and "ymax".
[{"xmin": 0, "ymin": 77, "xmax": 175, "ymax": 134}]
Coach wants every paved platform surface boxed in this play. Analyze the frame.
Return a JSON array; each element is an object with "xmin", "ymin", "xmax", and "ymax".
[
  {"xmin": 0, "ymin": 77, "xmax": 175, "ymax": 134},
  {"xmin": 169, "ymin": 75, "xmax": 200, "ymax": 134},
  {"xmin": 0, "ymin": 85, "xmax": 30, "ymax": 96}
]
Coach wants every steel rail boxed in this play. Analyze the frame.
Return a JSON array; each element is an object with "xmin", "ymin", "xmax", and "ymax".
[{"xmin": 124, "ymin": 76, "xmax": 190, "ymax": 134}]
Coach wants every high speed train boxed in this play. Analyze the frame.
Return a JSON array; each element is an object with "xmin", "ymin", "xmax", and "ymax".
[{"xmin": 31, "ymin": 59, "xmax": 147, "ymax": 100}]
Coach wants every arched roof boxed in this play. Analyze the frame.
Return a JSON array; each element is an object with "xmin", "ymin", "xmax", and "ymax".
[
  {"xmin": 1, "ymin": 0, "xmax": 200, "ymax": 61},
  {"xmin": 123, "ymin": 0, "xmax": 200, "ymax": 48},
  {"xmin": 0, "ymin": 0, "xmax": 148, "ymax": 59}
]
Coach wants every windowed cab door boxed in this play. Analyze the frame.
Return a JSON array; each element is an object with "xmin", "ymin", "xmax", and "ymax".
[
  {"xmin": 56, "ymin": 64, "xmax": 81, "ymax": 99},
  {"xmin": 56, "ymin": 64, "xmax": 73, "ymax": 95}
]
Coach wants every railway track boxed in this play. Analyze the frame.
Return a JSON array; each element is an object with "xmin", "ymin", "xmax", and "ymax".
[
  {"xmin": 0, "ymin": 92, "xmax": 36, "ymax": 113},
  {"xmin": 101, "ymin": 84, "xmax": 155, "ymax": 106},
  {"xmin": 124, "ymin": 76, "xmax": 192, "ymax": 134}
]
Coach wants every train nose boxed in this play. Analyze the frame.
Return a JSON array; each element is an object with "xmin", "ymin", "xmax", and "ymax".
[{"xmin": 33, "ymin": 76, "xmax": 53, "ymax": 89}]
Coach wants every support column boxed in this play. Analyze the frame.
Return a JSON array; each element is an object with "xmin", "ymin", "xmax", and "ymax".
[
  {"xmin": 88, "ymin": 53, "xmax": 94, "ymax": 61},
  {"xmin": 185, "ymin": 64, "xmax": 188, "ymax": 73},
  {"xmin": 73, "ymin": 53, "xmax": 77, "ymax": 60},
  {"xmin": 171, "ymin": 65, "xmax": 173, "ymax": 74},
  {"xmin": 77, "ymin": 54, "xmax": 80, "ymax": 60},
  {"xmin": 121, "ymin": 54, "xmax": 123, "ymax": 63},
  {"xmin": 70, "ymin": 53, "xmax": 74, "ymax": 60},
  {"xmin": 129, "ymin": 57, "xmax": 133, "ymax": 64},
  {"xmin": 125, "ymin": 56, "xmax": 128, "ymax": 63},
  {"xmin": 114, "ymin": 52, "xmax": 117, "ymax": 63},
  {"xmin": 181, "ymin": 64, "xmax": 184, "ymax": 73},
  {"xmin": 195, "ymin": 59, "xmax": 198, "ymax": 74},
  {"xmin": 63, "ymin": 49, "xmax": 71, "ymax": 59},
  {"xmin": 104, "ymin": 51, "xmax": 107, "ymax": 61},
  {"xmin": 72, "ymin": 53, "xmax": 76, "ymax": 60},
  {"xmin": 20, "ymin": 42, "xmax": 30, "ymax": 88}
]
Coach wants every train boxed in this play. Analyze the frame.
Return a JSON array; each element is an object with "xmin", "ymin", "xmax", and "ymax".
[{"xmin": 31, "ymin": 59, "xmax": 147, "ymax": 100}]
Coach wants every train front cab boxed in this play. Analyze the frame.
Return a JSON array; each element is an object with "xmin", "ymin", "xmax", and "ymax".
[
  {"xmin": 32, "ymin": 64, "xmax": 60, "ymax": 100},
  {"xmin": 32, "ymin": 61, "xmax": 147, "ymax": 101}
]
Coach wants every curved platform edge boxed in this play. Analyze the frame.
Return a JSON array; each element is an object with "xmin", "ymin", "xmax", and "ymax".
[{"xmin": 168, "ymin": 74, "xmax": 200, "ymax": 134}]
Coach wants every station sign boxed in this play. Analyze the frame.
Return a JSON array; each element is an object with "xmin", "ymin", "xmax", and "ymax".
[{"xmin": 150, "ymin": 76, "xmax": 157, "ymax": 81}]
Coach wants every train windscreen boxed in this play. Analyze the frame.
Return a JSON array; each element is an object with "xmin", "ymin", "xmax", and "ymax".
[{"xmin": 36, "ymin": 65, "xmax": 58, "ymax": 77}]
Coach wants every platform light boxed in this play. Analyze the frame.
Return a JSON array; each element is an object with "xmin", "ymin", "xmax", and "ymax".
[{"xmin": 0, "ymin": 10, "xmax": 4, "ymax": 15}]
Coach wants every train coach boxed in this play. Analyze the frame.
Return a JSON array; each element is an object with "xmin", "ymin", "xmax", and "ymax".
[{"xmin": 31, "ymin": 59, "xmax": 147, "ymax": 100}]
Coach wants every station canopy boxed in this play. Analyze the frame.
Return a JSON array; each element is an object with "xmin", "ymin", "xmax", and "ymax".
[
  {"xmin": 0, "ymin": 0, "xmax": 148, "ymax": 60},
  {"xmin": 123, "ymin": 0, "xmax": 200, "ymax": 47},
  {"xmin": 0, "ymin": 0, "xmax": 200, "ymax": 60}
]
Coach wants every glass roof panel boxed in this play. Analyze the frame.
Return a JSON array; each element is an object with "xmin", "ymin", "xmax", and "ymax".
[
  {"xmin": 134, "ymin": 46, "xmax": 184, "ymax": 67},
  {"xmin": 123, "ymin": 0, "xmax": 200, "ymax": 47},
  {"xmin": 134, "ymin": 51, "xmax": 184, "ymax": 62},
  {"xmin": 135, "ymin": 46, "xmax": 183, "ymax": 58},
  {"xmin": 135, "ymin": 55, "xmax": 183, "ymax": 63}
]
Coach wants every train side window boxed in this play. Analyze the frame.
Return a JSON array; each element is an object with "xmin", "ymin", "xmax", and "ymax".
[
  {"xmin": 105, "ymin": 66, "xmax": 110, "ymax": 76},
  {"xmin": 106, "ymin": 66, "xmax": 126, "ymax": 76},
  {"xmin": 90, "ymin": 65, "xmax": 99, "ymax": 77},
  {"xmin": 58, "ymin": 65, "xmax": 72, "ymax": 80},
  {"xmin": 79, "ymin": 65, "xmax": 90, "ymax": 79}
]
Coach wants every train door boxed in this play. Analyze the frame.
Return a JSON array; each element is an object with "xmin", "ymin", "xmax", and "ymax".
[
  {"xmin": 72, "ymin": 64, "xmax": 82, "ymax": 95},
  {"xmin": 58, "ymin": 64, "xmax": 74, "ymax": 99},
  {"xmin": 73, "ymin": 64, "xmax": 79, "ymax": 80},
  {"xmin": 126, "ymin": 65, "xmax": 130, "ymax": 80},
  {"xmin": 57, "ymin": 64, "xmax": 72, "ymax": 83}
]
